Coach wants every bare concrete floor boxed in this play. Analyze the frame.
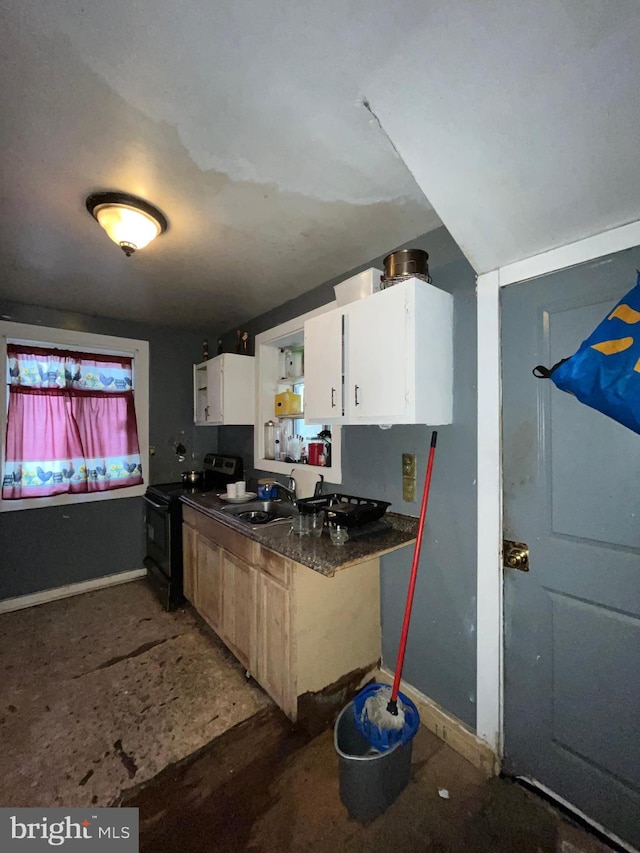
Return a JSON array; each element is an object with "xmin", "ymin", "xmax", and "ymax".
[
  {"xmin": 124, "ymin": 706, "xmax": 616, "ymax": 853},
  {"xmin": 0, "ymin": 580, "xmax": 270, "ymax": 807}
]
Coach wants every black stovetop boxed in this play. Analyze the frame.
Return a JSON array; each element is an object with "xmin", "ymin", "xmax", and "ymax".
[
  {"xmin": 147, "ymin": 481, "xmax": 215, "ymax": 503},
  {"xmin": 147, "ymin": 453, "xmax": 244, "ymax": 504}
]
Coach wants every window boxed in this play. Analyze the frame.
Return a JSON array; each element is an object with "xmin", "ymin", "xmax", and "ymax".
[{"xmin": 1, "ymin": 322, "xmax": 149, "ymax": 513}]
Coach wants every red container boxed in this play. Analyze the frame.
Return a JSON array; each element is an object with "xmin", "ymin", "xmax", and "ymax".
[{"xmin": 308, "ymin": 442, "xmax": 325, "ymax": 466}]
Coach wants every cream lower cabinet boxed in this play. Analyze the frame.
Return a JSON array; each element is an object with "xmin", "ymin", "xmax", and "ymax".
[
  {"xmin": 195, "ymin": 537, "xmax": 224, "ymax": 636},
  {"xmin": 182, "ymin": 522, "xmax": 198, "ymax": 604},
  {"xmin": 182, "ymin": 506, "xmax": 380, "ymax": 721},
  {"xmin": 182, "ymin": 516, "xmax": 255, "ymax": 672},
  {"xmin": 220, "ymin": 550, "xmax": 256, "ymax": 671},
  {"xmin": 255, "ymin": 564, "xmax": 294, "ymax": 716}
]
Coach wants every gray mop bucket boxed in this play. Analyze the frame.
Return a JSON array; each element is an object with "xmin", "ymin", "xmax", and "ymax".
[{"xmin": 334, "ymin": 700, "xmax": 413, "ymax": 821}]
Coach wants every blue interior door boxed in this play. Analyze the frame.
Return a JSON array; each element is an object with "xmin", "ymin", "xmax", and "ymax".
[{"xmin": 501, "ymin": 247, "xmax": 640, "ymax": 849}]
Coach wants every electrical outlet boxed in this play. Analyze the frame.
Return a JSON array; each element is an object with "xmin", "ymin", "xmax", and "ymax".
[
  {"xmin": 402, "ymin": 453, "xmax": 416, "ymax": 478},
  {"xmin": 403, "ymin": 476, "xmax": 416, "ymax": 502}
]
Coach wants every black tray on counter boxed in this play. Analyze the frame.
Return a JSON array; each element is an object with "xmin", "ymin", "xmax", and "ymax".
[{"xmin": 296, "ymin": 493, "xmax": 391, "ymax": 528}]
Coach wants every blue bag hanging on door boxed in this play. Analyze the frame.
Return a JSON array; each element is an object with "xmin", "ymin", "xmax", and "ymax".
[{"xmin": 533, "ymin": 272, "xmax": 640, "ymax": 435}]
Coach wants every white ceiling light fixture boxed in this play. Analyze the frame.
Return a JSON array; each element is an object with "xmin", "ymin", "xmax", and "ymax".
[{"xmin": 86, "ymin": 191, "xmax": 168, "ymax": 257}]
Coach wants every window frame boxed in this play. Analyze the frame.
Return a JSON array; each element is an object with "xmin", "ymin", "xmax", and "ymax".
[{"xmin": 0, "ymin": 321, "xmax": 149, "ymax": 513}]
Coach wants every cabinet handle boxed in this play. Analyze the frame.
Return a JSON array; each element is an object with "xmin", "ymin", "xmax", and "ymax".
[
  {"xmin": 331, "ymin": 387, "xmax": 336, "ymax": 408},
  {"xmin": 204, "ymin": 405, "xmax": 209, "ymax": 420},
  {"xmin": 354, "ymin": 385, "xmax": 360, "ymax": 406}
]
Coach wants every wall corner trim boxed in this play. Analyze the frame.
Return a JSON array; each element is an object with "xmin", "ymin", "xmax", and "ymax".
[
  {"xmin": 0, "ymin": 568, "xmax": 147, "ymax": 614},
  {"xmin": 476, "ymin": 271, "xmax": 503, "ymax": 754},
  {"xmin": 377, "ymin": 666, "xmax": 499, "ymax": 777}
]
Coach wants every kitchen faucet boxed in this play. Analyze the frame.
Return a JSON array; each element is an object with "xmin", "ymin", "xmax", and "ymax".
[
  {"xmin": 277, "ymin": 476, "xmax": 298, "ymax": 504},
  {"xmin": 276, "ymin": 473, "xmax": 324, "ymax": 504}
]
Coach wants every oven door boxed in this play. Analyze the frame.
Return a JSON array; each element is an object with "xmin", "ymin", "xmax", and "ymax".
[
  {"xmin": 144, "ymin": 495, "xmax": 172, "ymax": 578},
  {"xmin": 144, "ymin": 494, "xmax": 185, "ymax": 610}
]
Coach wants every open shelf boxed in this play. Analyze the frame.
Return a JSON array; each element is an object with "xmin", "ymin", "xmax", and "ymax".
[
  {"xmin": 277, "ymin": 375, "xmax": 305, "ymax": 384},
  {"xmin": 254, "ymin": 305, "xmax": 342, "ymax": 483}
]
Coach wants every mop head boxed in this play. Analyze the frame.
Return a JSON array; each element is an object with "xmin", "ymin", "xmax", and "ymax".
[
  {"xmin": 353, "ymin": 683, "xmax": 420, "ymax": 749},
  {"xmin": 361, "ymin": 684, "xmax": 406, "ymax": 731}
]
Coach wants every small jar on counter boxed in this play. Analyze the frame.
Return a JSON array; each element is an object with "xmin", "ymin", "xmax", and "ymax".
[{"xmin": 329, "ymin": 525, "xmax": 349, "ymax": 546}]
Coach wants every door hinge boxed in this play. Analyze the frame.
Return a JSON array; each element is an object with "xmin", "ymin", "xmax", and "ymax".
[{"xmin": 503, "ymin": 540, "xmax": 529, "ymax": 572}]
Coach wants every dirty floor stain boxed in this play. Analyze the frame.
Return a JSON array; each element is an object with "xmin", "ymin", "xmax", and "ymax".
[
  {"xmin": 123, "ymin": 706, "xmax": 616, "ymax": 853},
  {"xmin": 0, "ymin": 580, "xmax": 270, "ymax": 807}
]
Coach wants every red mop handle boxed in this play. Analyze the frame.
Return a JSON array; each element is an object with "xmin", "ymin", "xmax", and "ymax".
[{"xmin": 390, "ymin": 430, "xmax": 438, "ymax": 704}]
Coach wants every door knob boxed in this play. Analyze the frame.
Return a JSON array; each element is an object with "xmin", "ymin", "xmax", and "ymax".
[{"xmin": 503, "ymin": 540, "xmax": 529, "ymax": 572}]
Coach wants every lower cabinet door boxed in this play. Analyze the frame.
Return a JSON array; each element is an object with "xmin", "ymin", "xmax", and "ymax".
[
  {"xmin": 182, "ymin": 524, "xmax": 198, "ymax": 604},
  {"xmin": 221, "ymin": 551, "xmax": 256, "ymax": 671},
  {"xmin": 256, "ymin": 572, "xmax": 294, "ymax": 717},
  {"xmin": 195, "ymin": 534, "xmax": 224, "ymax": 636}
]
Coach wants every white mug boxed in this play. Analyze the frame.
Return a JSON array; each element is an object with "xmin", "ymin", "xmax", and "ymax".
[
  {"xmin": 235, "ymin": 480, "xmax": 246, "ymax": 496},
  {"xmin": 226, "ymin": 482, "xmax": 238, "ymax": 498}
]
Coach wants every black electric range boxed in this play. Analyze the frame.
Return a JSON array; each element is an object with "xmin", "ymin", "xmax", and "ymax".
[{"xmin": 144, "ymin": 453, "xmax": 243, "ymax": 610}]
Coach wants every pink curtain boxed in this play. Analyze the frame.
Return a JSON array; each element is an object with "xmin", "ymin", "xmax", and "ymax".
[{"xmin": 3, "ymin": 345, "xmax": 143, "ymax": 499}]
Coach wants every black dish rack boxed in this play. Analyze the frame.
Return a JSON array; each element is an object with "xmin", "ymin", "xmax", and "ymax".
[{"xmin": 296, "ymin": 493, "xmax": 391, "ymax": 528}]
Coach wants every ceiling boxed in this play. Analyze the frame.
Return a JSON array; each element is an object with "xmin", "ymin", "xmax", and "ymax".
[{"xmin": 1, "ymin": 1, "xmax": 639, "ymax": 330}]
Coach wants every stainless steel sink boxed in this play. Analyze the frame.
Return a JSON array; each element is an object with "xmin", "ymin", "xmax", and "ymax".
[{"xmin": 219, "ymin": 500, "xmax": 297, "ymax": 527}]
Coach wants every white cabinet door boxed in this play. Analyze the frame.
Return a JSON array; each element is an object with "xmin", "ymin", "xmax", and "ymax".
[
  {"xmin": 206, "ymin": 358, "xmax": 223, "ymax": 424},
  {"xmin": 304, "ymin": 310, "xmax": 344, "ymax": 423},
  {"xmin": 347, "ymin": 286, "xmax": 409, "ymax": 421},
  {"xmin": 193, "ymin": 354, "xmax": 255, "ymax": 425},
  {"xmin": 193, "ymin": 363, "xmax": 209, "ymax": 425}
]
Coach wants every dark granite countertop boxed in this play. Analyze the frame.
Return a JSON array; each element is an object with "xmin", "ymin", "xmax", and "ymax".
[{"xmin": 179, "ymin": 492, "xmax": 418, "ymax": 577}]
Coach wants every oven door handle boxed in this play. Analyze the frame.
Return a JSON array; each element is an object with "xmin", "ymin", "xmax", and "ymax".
[{"xmin": 144, "ymin": 496, "xmax": 168, "ymax": 511}]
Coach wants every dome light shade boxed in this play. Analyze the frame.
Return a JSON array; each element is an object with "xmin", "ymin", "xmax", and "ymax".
[{"xmin": 86, "ymin": 191, "xmax": 168, "ymax": 256}]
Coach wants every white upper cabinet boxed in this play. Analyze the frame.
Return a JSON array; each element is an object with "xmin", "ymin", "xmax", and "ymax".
[
  {"xmin": 347, "ymin": 286, "xmax": 409, "ymax": 420},
  {"xmin": 303, "ymin": 309, "xmax": 344, "ymax": 423},
  {"xmin": 304, "ymin": 278, "xmax": 453, "ymax": 426},
  {"xmin": 193, "ymin": 353, "xmax": 255, "ymax": 426}
]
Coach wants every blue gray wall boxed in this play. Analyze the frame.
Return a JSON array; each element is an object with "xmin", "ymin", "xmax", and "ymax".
[
  {"xmin": 0, "ymin": 301, "xmax": 217, "ymax": 599},
  {"xmin": 217, "ymin": 226, "xmax": 478, "ymax": 729},
  {"xmin": 1, "ymin": 226, "xmax": 478, "ymax": 730}
]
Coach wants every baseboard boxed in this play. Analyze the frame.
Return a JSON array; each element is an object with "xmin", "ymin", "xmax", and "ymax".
[
  {"xmin": 0, "ymin": 568, "xmax": 148, "ymax": 614},
  {"xmin": 377, "ymin": 666, "xmax": 499, "ymax": 777}
]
